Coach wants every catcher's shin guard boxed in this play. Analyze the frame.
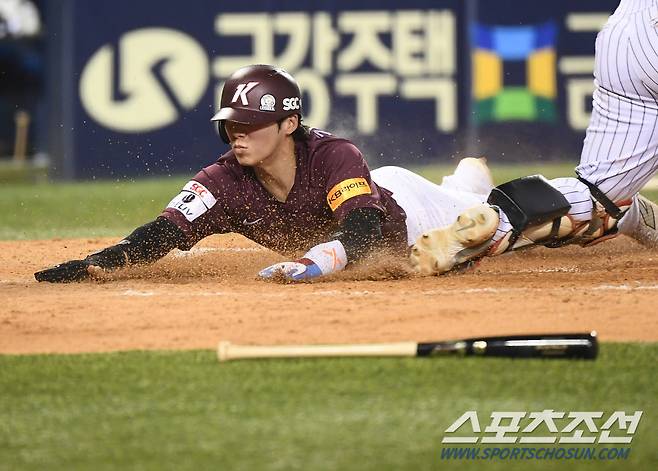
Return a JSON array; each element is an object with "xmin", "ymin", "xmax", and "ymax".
[
  {"xmin": 491, "ymin": 197, "xmax": 635, "ymax": 252},
  {"xmin": 488, "ymin": 179, "xmax": 632, "ymax": 251},
  {"xmin": 479, "ymin": 176, "xmax": 636, "ymax": 250}
]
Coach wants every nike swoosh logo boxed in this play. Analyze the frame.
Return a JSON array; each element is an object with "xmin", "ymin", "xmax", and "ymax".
[
  {"xmin": 456, "ymin": 220, "xmax": 476, "ymax": 232},
  {"xmin": 242, "ymin": 217, "xmax": 263, "ymax": 226}
]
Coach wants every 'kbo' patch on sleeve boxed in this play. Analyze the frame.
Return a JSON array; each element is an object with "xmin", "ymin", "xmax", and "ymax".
[
  {"xmin": 166, "ymin": 181, "xmax": 217, "ymax": 222},
  {"xmin": 326, "ymin": 177, "xmax": 371, "ymax": 211}
]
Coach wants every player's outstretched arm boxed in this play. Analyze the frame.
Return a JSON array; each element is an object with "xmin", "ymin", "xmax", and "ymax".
[
  {"xmin": 34, "ymin": 217, "xmax": 188, "ymax": 283},
  {"xmin": 259, "ymin": 207, "xmax": 383, "ymax": 282}
]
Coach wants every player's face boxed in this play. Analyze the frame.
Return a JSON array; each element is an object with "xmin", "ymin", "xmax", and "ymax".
[{"xmin": 225, "ymin": 121, "xmax": 285, "ymax": 167}]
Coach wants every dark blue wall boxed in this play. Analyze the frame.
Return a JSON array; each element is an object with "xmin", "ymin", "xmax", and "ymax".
[{"xmin": 45, "ymin": 0, "xmax": 619, "ymax": 179}]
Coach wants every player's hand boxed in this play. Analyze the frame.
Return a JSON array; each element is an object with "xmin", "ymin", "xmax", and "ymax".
[
  {"xmin": 258, "ymin": 258, "xmax": 323, "ymax": 282},
  {"xmin": 34, "ymin": 260, "xmax": 101, "ymax": 283}
]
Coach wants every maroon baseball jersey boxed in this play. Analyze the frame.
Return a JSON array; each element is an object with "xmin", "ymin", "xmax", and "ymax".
[{"xmin": 161, "ymin": 128, "xmax": 407, "ymax": 256}]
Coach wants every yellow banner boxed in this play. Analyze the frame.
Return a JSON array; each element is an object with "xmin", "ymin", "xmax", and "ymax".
[{"xmin": 327, "ymin": 178, "xmax": 371, "ymax": 211}]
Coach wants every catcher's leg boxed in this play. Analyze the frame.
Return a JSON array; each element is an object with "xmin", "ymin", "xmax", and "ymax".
[
  {"xmin": 410, "ymin": 175, "xmax": 573, "ymax": 274},
  {"xmin": 410, "ymin": 175, "xmax": 633, "ymax": 275}
]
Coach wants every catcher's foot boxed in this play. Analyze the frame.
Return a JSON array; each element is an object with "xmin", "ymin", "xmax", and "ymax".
[
  {"xmin": 410, "ymin": 205, "xmax": 500, "ymax": 275},
  {"xmin": 625, "ymin": 194, "xmax": 658, "ymax": 248}
]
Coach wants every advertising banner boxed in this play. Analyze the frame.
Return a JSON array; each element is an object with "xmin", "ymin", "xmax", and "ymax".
[{"xmin": 46, "ymin": 0, "xmax": 619, "ymax": 178}]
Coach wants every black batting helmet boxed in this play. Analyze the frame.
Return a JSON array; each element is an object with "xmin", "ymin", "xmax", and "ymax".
[{"xmin": 211, "ymin": 64, "xmax": 303, "ymax": 143}]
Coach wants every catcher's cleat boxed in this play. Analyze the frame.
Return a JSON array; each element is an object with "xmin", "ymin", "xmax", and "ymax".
[
  {"xmin": 625, "ymin": 194, "xmax": 658, "ymax": 248},
  {"xmin": 410, "ymin": 204, "xmax": 499, "ymax": 275}
]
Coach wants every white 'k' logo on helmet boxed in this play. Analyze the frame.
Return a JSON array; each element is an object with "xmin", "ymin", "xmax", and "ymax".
[{"xmin": 231, "ymin": 82, "xmax": 259, "ymax": 106}]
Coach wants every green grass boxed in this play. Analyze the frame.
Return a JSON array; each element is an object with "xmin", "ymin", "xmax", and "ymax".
[
  {"xmin": 0, "ymin": 177, "xmax": 188, "ymax": 240},
  {"xmin": 2, "ymin": 168, "xmax": 656, "ymax": 469},
  {"xmin": 0, "ymin": 344, "xmax": 656, "ymax": 470},
  {"xmin": 4, "ymin": 162, "xmax": 656, "ymax": 240}
]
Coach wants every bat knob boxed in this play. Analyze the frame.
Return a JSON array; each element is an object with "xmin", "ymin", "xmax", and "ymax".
[{"xmin": 217, "ymin": 341, "xmax": 232, "ymax": 362}]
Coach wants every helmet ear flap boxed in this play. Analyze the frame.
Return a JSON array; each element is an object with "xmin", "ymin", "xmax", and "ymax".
[{"xmin": 217, "ymin": 120, "xmax": 230, "ymax": 144}]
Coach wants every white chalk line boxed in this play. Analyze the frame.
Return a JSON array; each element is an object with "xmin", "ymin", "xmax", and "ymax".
[
  {"xmin": 591, "ymin": 284, "xmax": 658, "ymax": 291},
  {"xmin": 122, "ymin": 289, "xmax": 156, "ymax": 297},
  {"xmin": 119, "ymin": 283, "xmax": 658, "ymax": 298},
  {"xmin": 119, "ymin": 289, "xmax": 377, "ymax": 298},
  {"xmin": 506, "ymin": 267, "xmax": 581, "ymax": 274}
]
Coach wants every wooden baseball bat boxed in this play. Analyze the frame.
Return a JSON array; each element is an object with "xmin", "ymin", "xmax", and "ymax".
[{"xmin": 217, "ymin": 331, "xmax": 598, "ymax": 362}]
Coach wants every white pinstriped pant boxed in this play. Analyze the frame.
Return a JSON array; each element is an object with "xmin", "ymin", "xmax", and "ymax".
[
  {"xmin": 577, "ymin": 0, "xmax": 658, "ymax": 201},
  {"xmin": 372, "ymin": 166, "xmax": 491, "ymax": 246},
  {"xmin": 494, "ymin": 0, "xmax": 658, "ymax": 242}
]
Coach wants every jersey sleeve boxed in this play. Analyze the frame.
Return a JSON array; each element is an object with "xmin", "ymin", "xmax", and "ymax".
[
  {"xmin": 320, "ymin": 141, "xmax": 386, "ymax": 222},
  {"xmin": 160, "ymin": 166, "xmax": 234, "ymax": 246}
]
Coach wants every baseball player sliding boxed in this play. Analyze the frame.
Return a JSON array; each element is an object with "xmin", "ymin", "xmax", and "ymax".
[
  {"xmin": 35, "ymin": 64, "xmax": 495, "ymax": 283},
  {"xmin": 412, "ymin": 0, "xmax": 658, "ymax": 275}
]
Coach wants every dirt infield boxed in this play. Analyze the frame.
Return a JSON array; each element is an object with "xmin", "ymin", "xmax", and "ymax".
[{"xmin": 1, "ymin": 234, "xmax": 657, "ymax": 354}]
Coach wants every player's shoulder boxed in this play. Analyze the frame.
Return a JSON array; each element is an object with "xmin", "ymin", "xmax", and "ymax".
[
  {"xmin": 303, "ymin": 127, "xmax": 363, "ymax": 159},
  {"xmin": 190, "ymin": 150, "xmax": 246, "ymax": 194},
  {"xmin": 204, "ymin": 150, "xmax": 246, "ymax": 178}
]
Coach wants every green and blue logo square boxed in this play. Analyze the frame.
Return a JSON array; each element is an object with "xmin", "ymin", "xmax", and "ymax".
[{"xmin": 473, "ymin": 21, "xmax": 557, "ymax": 123}]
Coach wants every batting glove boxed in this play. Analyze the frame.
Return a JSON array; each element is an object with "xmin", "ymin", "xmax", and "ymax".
[
  {"xmin": 34, "ymin": 245, "xmax": 128, "ymax": 283},
  {"xmin": 34, "ymin": 259, "xmax": 97, "ymax": 283},
  {"xmin": 258, "ymin": 258, "xmax": 324, "ymax": 281},
  {"xmin": 258, "ymin": 240, "xmax": 348, "ymax": 282}
]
